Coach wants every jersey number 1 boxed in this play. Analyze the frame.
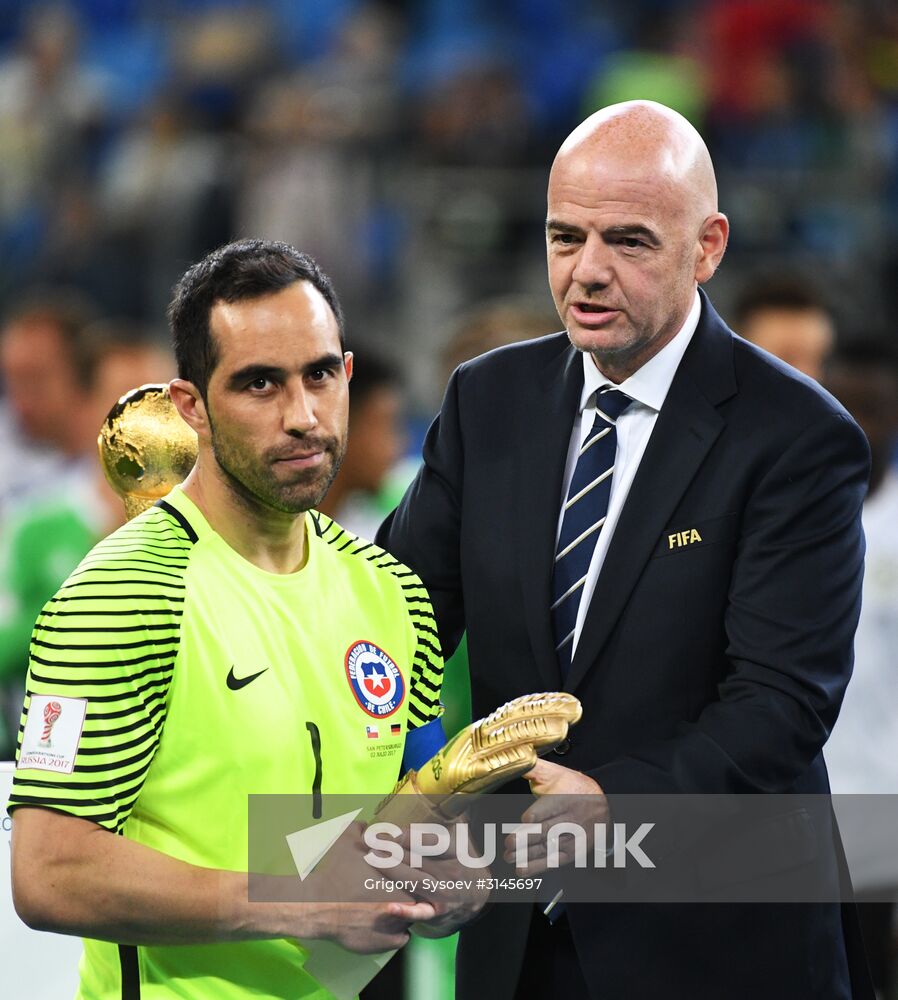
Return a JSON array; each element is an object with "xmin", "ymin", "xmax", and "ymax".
[{"xmin": 305, "ymin": 721, "xmax": 323, "ymax": 819}]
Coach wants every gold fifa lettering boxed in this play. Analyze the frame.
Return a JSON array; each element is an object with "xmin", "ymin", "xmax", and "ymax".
[{"xmin": 668, "ymin": 528, "xmax": 703, "ymax": 550}]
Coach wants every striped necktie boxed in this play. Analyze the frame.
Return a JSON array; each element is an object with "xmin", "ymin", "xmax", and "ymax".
[{"xmin": 551, "ymin": 387, "xmax": 634, "ymax": 677}]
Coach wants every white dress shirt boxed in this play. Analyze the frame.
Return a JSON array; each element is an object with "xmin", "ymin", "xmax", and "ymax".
[{"xmin": 558, "ymin": 291, "xmax": 701, "ymax": 657}]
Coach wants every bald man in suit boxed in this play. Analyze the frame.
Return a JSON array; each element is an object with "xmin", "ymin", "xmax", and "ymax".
[{"xmin": 379, "ymin": 102, "xmax": 873, "ymax": 998}]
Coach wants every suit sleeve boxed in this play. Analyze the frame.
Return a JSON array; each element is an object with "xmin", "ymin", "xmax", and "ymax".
[
  {"xmin": 592, "ymin": 410, "xmax": 870, "ymax": 796},
  {"xmin": 377, "ymin": 368, "xmax": 467, "ymax": 661}
]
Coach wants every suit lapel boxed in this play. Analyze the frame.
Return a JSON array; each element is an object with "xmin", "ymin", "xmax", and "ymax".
[
  {"xmin": 515, "ymin": 339, "xmax": 583, "ymax": 689},
  {"xmin": 564, "ymin": 295, "xmax": 737, "ymax": 694}
]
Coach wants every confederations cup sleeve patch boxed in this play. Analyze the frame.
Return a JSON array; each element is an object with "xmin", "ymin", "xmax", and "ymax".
[
  {"xmin": 345, "ymin": 640, "xmax": 405, "ymax": 718},
  {"xmin": 18, "ymin": 695, "xmax": 88, "ymax": 774}
]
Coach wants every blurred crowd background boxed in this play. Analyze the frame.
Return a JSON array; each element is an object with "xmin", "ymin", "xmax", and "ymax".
[
  {"xmin": 0, "ymin": 0, "xmax": 898, "ymax": 402},
  {"xmin": 1, "ymin": 0, "xmax": 898, "ymax": 997}
]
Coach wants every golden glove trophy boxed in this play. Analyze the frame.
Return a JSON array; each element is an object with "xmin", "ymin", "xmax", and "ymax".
[{"xmin": 378, "ymin": 691, "xmax": 581, "ymax": 823}]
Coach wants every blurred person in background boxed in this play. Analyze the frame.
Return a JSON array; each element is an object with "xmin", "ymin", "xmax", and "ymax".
[
  {"xmin": 733, "ymin": 274, "xmax": 836, "ymax": 382},
  {"xmin": 824, "ymin": 341, "xmax": 898, "ymax": 1000},
  {"xmin": 0, "ymin": 290, "xmax": 99, "ymax": 517},
  {"xmin": 317, "ymin": 351, "xmax": 406, "ymax": 541},
  {"xmin": 440, "ymin": 295, "xmax": 563, "ymax": 383},
  {"xmin": 0, "ymin": 317, "xmax": 174, "ymax": 758},
  {"xmin": 88, "ymin": 320, "xmax": 175, "ymax": 415}
]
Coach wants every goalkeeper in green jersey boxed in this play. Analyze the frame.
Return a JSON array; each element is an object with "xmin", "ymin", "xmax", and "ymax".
[{"xmin": 8, "ymin": 240, "xmax": 459, "ymax": 999}]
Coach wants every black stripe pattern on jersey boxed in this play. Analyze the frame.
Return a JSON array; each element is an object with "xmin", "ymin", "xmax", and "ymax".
[{"xmin": 9, "ymin": 505, "xmax": 195, "ymax": 833}]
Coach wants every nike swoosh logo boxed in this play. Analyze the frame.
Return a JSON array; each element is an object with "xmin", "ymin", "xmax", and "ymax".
[{"xmin": 226, "ymin": 665, "xmax": 269, "ymax": 691}]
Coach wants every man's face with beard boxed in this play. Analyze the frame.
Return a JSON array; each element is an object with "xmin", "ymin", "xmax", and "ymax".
[{"xmin": 203, "ymin": 281, "xmax": 351, "ymax": 515}]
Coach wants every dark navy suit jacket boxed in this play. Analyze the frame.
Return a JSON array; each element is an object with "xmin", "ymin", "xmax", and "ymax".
[{"xmin": 378, "ymin": 292, "xmax": 873, "ymax": 999}]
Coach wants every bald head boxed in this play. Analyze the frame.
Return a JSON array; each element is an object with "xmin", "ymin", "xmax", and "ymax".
[
  {"xmin": 553, "ymin": 101, "xmax": 718, "ymax": 225},
  {"xmin": 545, "ymin": 101, "xmax": 728, "ymax": 382}
]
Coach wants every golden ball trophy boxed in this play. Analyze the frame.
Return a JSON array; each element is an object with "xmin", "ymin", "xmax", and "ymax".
[{"xmin": 98, "ymin": 383, "xmax": 197, "ymax": 519}]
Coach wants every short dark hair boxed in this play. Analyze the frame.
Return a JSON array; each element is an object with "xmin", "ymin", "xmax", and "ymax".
[
  {"xmin": 167, "ymin": 239, "xmax": 346, "ymax": 399},
  {"xmin": 733, "ymin": 275, "xmax": 829, "ymax": 329}
]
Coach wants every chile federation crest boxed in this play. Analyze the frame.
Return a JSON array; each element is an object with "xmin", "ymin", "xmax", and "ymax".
[{"xmin": 346, "ymin": 641, "xmax": 405, "ymax": 718}]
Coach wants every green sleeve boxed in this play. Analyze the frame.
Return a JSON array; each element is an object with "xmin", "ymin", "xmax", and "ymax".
[{"xmin": 0, "ymin": 507, "xmax": 95, "ymax": 682}]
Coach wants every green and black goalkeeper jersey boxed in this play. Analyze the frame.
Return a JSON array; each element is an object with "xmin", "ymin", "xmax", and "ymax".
[{"xmin": 9, "ymin": 486, "xmax": 443, "ymax": 999}]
